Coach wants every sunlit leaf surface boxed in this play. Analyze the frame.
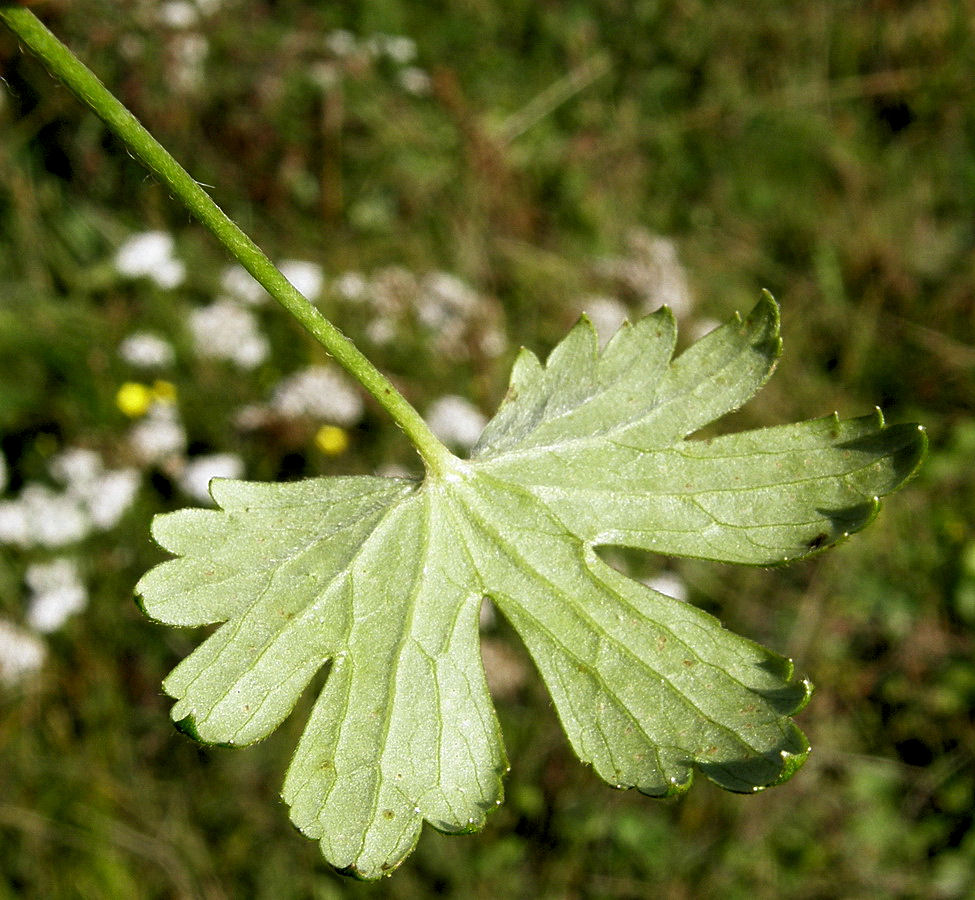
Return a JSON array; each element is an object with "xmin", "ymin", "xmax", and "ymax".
[{"xmin": 137, "ymin": 295, "xmax": 925, "ymax": 878}]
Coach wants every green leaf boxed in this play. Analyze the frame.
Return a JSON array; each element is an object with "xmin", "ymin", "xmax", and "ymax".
[{"xmin": 136, "ymin": 295, "xmax": 925, "ymax": 879}]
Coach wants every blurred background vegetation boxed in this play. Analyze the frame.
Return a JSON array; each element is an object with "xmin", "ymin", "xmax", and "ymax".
[{"xmin": 0, "ymin": 0, "xmax": 973, "ymax": 896}]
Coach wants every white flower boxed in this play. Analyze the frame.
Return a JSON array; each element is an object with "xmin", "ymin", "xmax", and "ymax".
[
  {"xmin": 189, "ymin": 299, "xmax": 269, "ymax": 369},
  {"xmin": 417, "ymin": 272, "xmax": 480, "ymax": 330},
  {"xmin": 333, "ymin": 270, "xmax": 368, "ymax": 301},
  {"xmin": 119, "ymin": 331, "xmax": 175, "ymax": 367},
  {"xmin": 0, "ymin": 620, "xmax": 46, "ymax": 687},
  {"xmin": 370, "ymin": 266, "xmax": 417, "ymax": 316},
  {"xmin": 270, "ymin": 366, "xmax": 364, "ymax": 425},
  {"xmin": 416, "ymin": 272, "xmax": 484, "ymax": 357},
  {"xmin": 86, "ymin": 469, "xmax": 141, "ymax": 530},
  {"xmin": 18, "ymin": 485, "xmax": 91, "ymax": 548},
  {"xmin": 25, "ymin": 558, "xmax": 88, "ymax": 633},
  {"xmin": 479, "ymin": 327, "xmax": 508, "ymax": 358},
  {"xmin": 233, "ymin": 404, "xmax": 270, "ymax": 431},
  {"xmin": 365, "ymin": 317, "xmax": 396, "ymax": 345},
  {"xmin": 325, "ymin": 29, "xmax": 357, "ymax": 57},
  {"xmin": 0, "ymin": 501, "xmax": 29, "ymax": 547},
  {"xmin": 179, "ymin": 453, "xmax": 244, "ymax": 503},
  {"xmin": 49, "ymin": 448, "xmax": 141, "ymax": 530},
  {"xmin": 158, "ymin": 0, "xmax": 198, "ymax": 28},
  {"xmin": 644, "ymin": 571, "xmax": 688, "ymax": 603},
  {"xmin": 595, "ymin": 230, "xmax": 694, "ymax": 317},
  {"xmin": 170, "ymin": 33, "xmax": 209, "ymax": 94},
  {"xmin": 398, "ymin": 67, "xmax": 431, "ymax": 96},
  {"xmin": 426, "ymin": 396, "xmax": 486, "ymax": 451},
  {"xmin": 308, "ymin": 61, "xmax": 342, "ymax": 91},
  {"xmin": 114, "ymin": 231, "xmax": 186, "ymax": 289},
  {"xmin": 128, "ymin": 404, "xmax": 187, "ymax": 464},
  {"xmin": 629, "ymin": 231, "xmax": 693, "ymax": 316},
  {"xmin": 382, "ymin": 35, "xmax": 417, "ymax": 65},
  {"xmin": 278, "ymin": 259, "xmax": 324, "ymax": 300},
  {"xmin": 220, "ymin": 264, "xmax": 267, "ymax": 306},
  {"xmin": 579, "ymin": 296, "xmax": 629, "ymax": 348},
  {"xmin": 49, "ymin": 448, "xmax": 103, "ymax": 493},
  {"xmin": 0, "ymin": 452, "xmax": 139, "ymax": 547}
]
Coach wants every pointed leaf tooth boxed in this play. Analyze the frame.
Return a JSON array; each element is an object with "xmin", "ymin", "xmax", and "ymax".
[
  {"xmin": 544, "ymin": 313, "xmax": 600, "ymax": 372},
  {"xmin": 597, "ymin": 305, "xmax": 677, "ymax": 385},
  {"xmin": 644, "ymin": 295, "xmax": 782, "ymax": 443},
  {"xmin": 509, "ymin": 346, "xmax": 543, "ymax": 388}
]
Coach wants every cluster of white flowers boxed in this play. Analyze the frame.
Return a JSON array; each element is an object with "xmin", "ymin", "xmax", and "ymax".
[
  {"xmin": 331, "ymin": 267, "xmax": 505, "ymax": 359},
  {"xmin": 0, "ymin": 450, "xmax": 140, "ymax": 550},
  {"xmin": 333, "ymin": 270, "xmax": 368, "ymax": 301},
  {"xmin": 279, "ymin": 259, "xmax": 324, "ymax": 301},
  {"xmin": 49, "ymin": 448, "xmax": 140, "ymax": 531},
  {"xmin": 357, "ymin": 266, "xmax": 415, "ymax": 346},
  {"xmin": 595, "ymin": 229, "xmax": 694, "ymax": 317},
  {"xmin": 218, "ymin": 259, "xmax": 323, "ymax": 307},
  {"xmin": 149, "ymin": 0, "xmax": 224, "ymax": 28},
  {"xmin": 398, "ymin": 67, "xmax": 431, "ymax": 96},
  {"xmin": 426, "ymin": 395, "xmax": 487, "ymax": 452},
  {"xmin": 326, "ymin": 30, "xmax": 417, "ymax": 64},
  {"xmin": 178, "ymin": 453, "xmax": 244, "ymax": 504},
  {"xmin": 0, "ymin": 485, "xmax": 87, "ymax": 549},
  {"xmin": 25, "ymin": 558, "xmax": 88, "ymax": 634},
  {"xmin": 170, "ymin": 32, "xmax": 209, "ymax": 93},
  {"xmin": 189, "ymin": 299, "xmax": 269, "ymax": 369},
  {"xmin": 321, "ymin": 29, "xmax": 430, "ymax": 96},
  {"xmin": 368, "ymin": 34, "xmax": 417, "ymax": 65},
  {"xmin": 220, "ymin": 264, "xmax": 267, "ymax": 306},
  {"xmin": 152, "ymin": 1, "xmax": 212, "ymax": 92},
  {"xmin": 118, "ymin": 331, "xmax": 175, "ymax": 368},
  {"xmin": 157, "ymin": 0, "xmax": 198, "ymax": 28},
  {"xmin": 269, "ymin": 366, "xmax": 364, "ymax": 425},
  {"xmin": 324, "ymin": 29, "xmax": 357, "ymax": 58},
  {"xmin": 114, "ymin": 231, "xmax": 186, "ymax": 289},
  {"xmin": 417, "ymin": 272, "xmax": 479, "ymax": 330},
  {"xmin": 127, "ymin": 402, "xmax": 187, "ymax": 465},
  {"xmin": 0, "ymin": 620, "xmax": 46, "ymax": 687},
  {"xmin": 419, "ymin": 272, "xmax": 506, "ymax": 358},
  {"xmin": 0, "ymin": 447, "xmax": 143, "ymax": 684}
]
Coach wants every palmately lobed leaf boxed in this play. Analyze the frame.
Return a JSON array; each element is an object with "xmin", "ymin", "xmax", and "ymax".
[{"xmin": 136, "ymin": 294, "xmax": 925, "ymax": 879}]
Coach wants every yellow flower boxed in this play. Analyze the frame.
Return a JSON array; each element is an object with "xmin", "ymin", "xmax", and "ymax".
[
  {"xmin": 315, "ymin": 425, "xmax": 350, "ymax": 456},
  {"xmin": 116, "ymin": 382, "xmax": 154, "ymax": 418}
]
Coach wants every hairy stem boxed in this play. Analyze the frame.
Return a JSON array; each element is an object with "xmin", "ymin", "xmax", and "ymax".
[{"xmin": 0, "ymin": 6, "xmax": 455, "ymax": 474}]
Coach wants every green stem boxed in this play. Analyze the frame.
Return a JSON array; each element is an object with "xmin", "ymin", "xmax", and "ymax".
[{"xmin": 0, "ymin": 6, "xmax": 456, "ymax": 475}]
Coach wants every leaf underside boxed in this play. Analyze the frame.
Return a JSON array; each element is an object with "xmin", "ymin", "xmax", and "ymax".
[{"xmin": 136, "ymin": 294, "xmax": 925, "ymax": 879}]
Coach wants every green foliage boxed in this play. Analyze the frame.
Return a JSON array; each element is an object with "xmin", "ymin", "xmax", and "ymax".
[
  {"xmin": 136, "ymin": 296, "xmax": 922, "ymax": 878},
  {"xmin": 1, "ymin": 0, "xmax": 970, "ymax": 895}
]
